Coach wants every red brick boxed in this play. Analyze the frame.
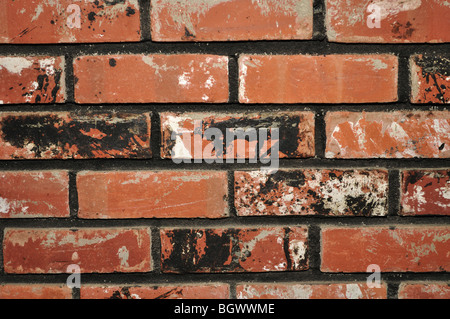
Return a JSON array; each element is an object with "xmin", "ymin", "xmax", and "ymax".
[
  {"xmin": 0, "ymin": 284, "xmax": 72, "ymax": 299},
  {"xmin": 161, "ymin": 226, "xmax": 308, "ymax": 273},
  {"xmin": 239, "ymin": 54, "xmax": 398, "ymax": 103},
  {"xmin": 0, "ymin": 56, "xmax": 65, "ymax": 104},
  {"xmin": 74, "ymin": 54, "xmax": 229, "ymax": 103},
  {"xmin": 0, "ymin": 112, "xmax": 151, "ymax": 159},
  {"xmin": 321, "ymin": 226, "xmax": 450, "ymax": 272},
  {"xmin": 81, "ymin": 284, "xmax": 230, "ymax": 299},
  {"xmin": 401, "ymin": 170, "xmax": 450, "ymax": 216},
  {"xmin": 3, "ymin": 227, "xmax": 151, "ymax": 274},
  {"xmin": 151, "ymin": 0, "xmax": 313, "ymax": 41},
  {"xmin": 160, "ymin": 111, "xmax": 315, "ymax": 159},
  {"xmin": 236, "ymin": 282, "xmax": 387, "ymax": 299},
  {"xmin": 0, "ymin": 0, "xmax": 140, "ymax": 44},
  {"xmin": 77, "ymin": 170, "xmax": 228, "ymax": 219},
  {"xmin": 326, "ymin": 0, "xmax": 450, "ymax": 43},
  {"xmin": 399, "ymin": 283, "xmax": 450, "ymax": 299},
  {"xmin": 235, "ymin": 169, "xmax": 388, "ymax": 217},
  {"xmin": 411, "ymin": 54, "xmax": 450, "ymax": 104},
  {"xmin": 326, "ymin": 111, "xmax": 450, "ymax": 158},
  {"xmin": 0, "ymin": 171, "xmax": 69, "ymax": 218}
]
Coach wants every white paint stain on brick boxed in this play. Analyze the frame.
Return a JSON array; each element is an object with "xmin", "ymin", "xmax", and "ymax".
[
  {"xmin": 345, "ymin": 284, "xmax": 363, "ymax": 299},
  {"xmin": 117, "ymin": 246, "xmax": 130, "ymax": 267},
  {"xmin": 0, "ymin": 57, "xmax": 33, "ymax": 75},
  {"xmin": 0, "ymin": 197, "xmax": 11, "ymax": 214}
]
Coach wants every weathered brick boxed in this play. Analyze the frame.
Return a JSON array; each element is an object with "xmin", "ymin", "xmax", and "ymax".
[
  {"xmin": 0, "ymin": 56, "xmax": 65, "ymax": 104},
  {"xmin": 239, "ymin": 54, "xmax": 398, "ymax": 103},
  {"xmin": 81, "ymin": 284, "xmax": 230, "ymax": 299},
  {"xmin": 326, "ymin": 0, "xmax": 450, "ymax": 43},
  {"xmin": 401, "ymin": 170, "xmax": 450, "ymax": 216},
  {"xmin": 0, "ymin": 0, "xmax": 140, "ymax": 44},
  {"xmin": 0, "ymin": 171, "xmax": 69, "ymax": 218},
  {"xmin": 410, "ymin": 54, "xmax": 450, "ymax": 104},
  {"xmin": 326, "ymin": 111, "xmax": 450, "ymax": 158},
  {"xmin": 77, "ymin": 170, "xmax": 228, "ymax": 219},
  {"xmin": 235, "ymin": 169, "xmax": 388, "ymax": 217},
  {"xmin": 151, "ymin": 0, "xmax": 313, "ymax": 41},
  {"xmin": 3, "ymin": 227, "xmax": 151, "ymax": 274},
  {"xmin": 0, "ymin": 284, "xmax": 72, "ymax": 299},
  {"xmin": 236, "ymin": 283, "xmax": 387, "ymax": 299},
  {"xmin": 321, "ymin": 226, "xmax": 450, "ymax": 272},
  {"xmin": 0, "ymin": 112, "xmax": 151, "ymax": 159},
  {"xmin": 161, "ymin": 226, "xmax": 308, "ymax": 273},
  {"xmin": 74, "ymin": 54, "xmax": 229, "ymax": 103},
  {"xmin": 398, "ymin": 283, "xmax": 450, "ymax": 299},
  {"xmin": 160, "ymin": 111, "xmax": 315, "ymax": 160}
]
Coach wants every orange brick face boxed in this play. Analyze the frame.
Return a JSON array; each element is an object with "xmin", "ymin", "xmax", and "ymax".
[
  {"xmin": 74, "ymin": 54, "xmax": 229, "ymax": 103},
  {"xmin": 0, "ymin": 171, "xmax": 69, "ymax": 218},
  {"xmin": 0, "ymin": 0, "xmax": 140, "ymax": 43},
  {"xmin": 151, "ymin": 0, "xmax": 313, "ymax": 41},
  {"xmin": 398, "ymin": 283, "xmax": 450, "ymax": 299},
  {"xmin": 326, "ymin": 0, "xmax": 450, "ymax": 43},
  {"xmin": 77, "ymin": 170, "xmax": 228, "ymax": 219},
  {"xmin": 0, "ymin": 284, "xmax": 72, "ymax": 299},
  {"xmin": 3, "ymin": 228, "xmax": 152, "ymax": 274},
  {"xmin": 239, "ymin": 54, "xmax": 398, "ymax": 103},
  {"xmin": 321, "ymin": 226, "xmax": 450, "ymax": 272}
]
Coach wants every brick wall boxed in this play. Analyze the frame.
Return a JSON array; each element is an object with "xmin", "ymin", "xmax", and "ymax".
[{"xmin": 0, "ymin": 0, "xmax": 449, "ymax": 300}]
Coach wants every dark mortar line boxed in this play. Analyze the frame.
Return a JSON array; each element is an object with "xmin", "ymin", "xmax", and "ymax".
[
  {"xmin": 0, "ymin": 272, "xmax": 448, "ymax": 287},
  {"xmin": 140, "ymin": 0, "xmax": 151, "ymax": 42},
  {"xmin": 0, "ymin": 41, "xmax": 449, "ymax": 57},
  {"xmin": 150, "ymin": 111, "xmax": 162, "ymax": 160},
  {"xmin": 229, "ymin": 282, "xmax": 237, "ymax": 299},
  {"xmin": 228, "ymin": 55, "xmax": 239, "ymax": 104},
  {"xmin": 227, "ymin": 171, "xmax": 237, "ymax": 218},
  {"xmin": 0, "ymin": 158, "xmax": 449, "ymax": 171},
  {"xmin": 308, "ymin": 225, "xmax": 321, "ymax": 271},
  {"xmin": 68, "ymin": 171, "xmax": 79, "ymax": 220},
  {"xmin": 72, "ymin": 287, "xmax": 80, "ymax": 300},
  {"xmin": 0, "ymin": 103, "xmax": 448, "ymax": 113},
  {"xmin": 314, "ymin": 111, "xmax": 326, "ymax": 159},
  {"xmin": 387, "ymin": 282, "xmax": 400, "ymax": 299},
  {"xmin": 313, "ymin": 0, "xmax": 326, "ymax": 41},
  {"xmin": 388, "ymin": 170, "xmax": 401, "ymax": 217},
  {"xmin": 151, "ymin": 226, "xmax": 162, "ymax": 274},
  {"xmin": 65, "ymin": 52, "xmax": 75, "ymax": 104},
  {"xmin": 398, "ymin": 52, "xmax": 411, "ymax": 104},
  {"xmin": 0, "ymin": 216, "xmax": 449, "ymax": 231}
]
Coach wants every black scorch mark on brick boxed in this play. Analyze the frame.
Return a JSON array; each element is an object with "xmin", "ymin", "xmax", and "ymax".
[{"xmin": 0, "ymin": 112, "xmax": 151, "ymax": 159}]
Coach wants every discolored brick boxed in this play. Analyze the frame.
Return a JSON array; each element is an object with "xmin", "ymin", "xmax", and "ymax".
[
  {"xmin": 325, "ymin": 111, "xmax": 450, "ymax": 158},
  {"xmin": 326, "ymin": 0, "xmax": 450, "ymax": 43},
  {"xmin": 77, "ymin": 170, "xmax": 228, "ymax": 219},
  {"xmin": 0, "ymin": 0, "xmax": 140, "ymax": 44},
  {"xmin": 235, "ymin": 169, "xmax": 388, "ymax": 217},
  {"xmin": 236, "ymin": 282, "xmax": 387, "ymax": 299},
  {"xmin": 81, "ymin": 284, "xmax": 230, "ymax": 299},
  {"xmin": 3, "ymin": 227, "xmax": 152, "ymax": 274},
  {"xmin": 321, "ymin": 226, "xmax": 450, "ymax": 272},
  {"xmin": 160, "ymin": 111, "xmax": 315, "ymax": 160},
  {"xmin": 410, "ymin": 54, "xmax": 450, "ymax": 104},
  {"xmin": 0, "ymin": 112, "xmax": 151, "ymax": 159},
  {"xmin": 0, "ymin": 171, "xmax": 69, "ymax": 218},
  {"xmin": 0, "ymin": 56, "xmax": 65, "ymax": 104},
  {"xmin": 74, "ymin": 54, "xmax": 229, "ymax": 103},
  {"xmin": 0, "ymin": 284, "xmax": 72, "ymax": 299},
  {"xmin": 151, "ymin": 0, "xmax": 313, "ymax": 41},
  {"xmin": 161, "ymin": 226, "xmax": 309, "ymax": 273},
  {"xmin": 239, "ymin": 54, "xmax": 398, "ymax": 103},
  {"xmin": 398, "ymin": 283, "xmax": 450, "ymax": 299}
]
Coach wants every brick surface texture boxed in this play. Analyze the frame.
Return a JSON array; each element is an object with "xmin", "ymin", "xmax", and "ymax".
[{"xmin": 0, "ymin": 0, "xmax": 448, "ymax": 301}]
